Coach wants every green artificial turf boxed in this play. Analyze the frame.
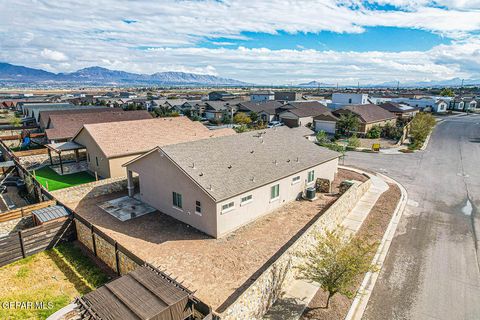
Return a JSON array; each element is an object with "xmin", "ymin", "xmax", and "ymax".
[{"xmin": 33, "ymin": 166, "xmax": 96, "ymax": 191}]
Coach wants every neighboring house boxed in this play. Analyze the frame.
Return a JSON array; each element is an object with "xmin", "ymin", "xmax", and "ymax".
[
  {"xmin": 20, "ymin": 103, "xmax": 96, "ymax": 123},
  {"xmin": 390, "ymin": 96, "xmax": 453, "ymax": 112},
  {"xmin": 46, "ymin": 110, "xmax": 152, "ymax": 143},
  {"xmin": 124, "ymin": 127, "xmax": 339, "ymax": 238},
  {"xmin": 204, "ymin": 101, "xmax": 239, "ymax": 121},
  {"xmin": 378, "ymin": 102, "xmax": 419, "ymax": 119},
  {"xmin": 208, "ymin": 91, "xmax": 236, "ymax": 101},
  {"xmin": 333, "ymin": 104, "xmax": 397, "ymax": 135},
  {"xmin": 172, "ymin": 100, "xmax": 202, "ymax": 114},
  {"xmin": 72, "ymin": 117, "xmax": 236, "ymax": 179},
  {"xmin": 433, "ymin": 100, "xmax": 448, "ymax": 113},
  {"xmin": 236, "ymin": 101, "xmax": 284, "ymax": 122},
  {"xmin": 279, "ymin": 101, "xmax": 330, "ymax": 128},
  {"xmin": 274, "ymin": 91, "xmax": 303, "ymax": 102},
  {"xmin": 313, "ymin": 111, "xmax": 340, "ymax": 134},
  {"xmin": 450, "ymin": 97, "xmax": 477, "ymax": 111},
  {"xmin": 332, "ymin": 93, "xmax": 369, "ymax": 105},
  {"xmin": 38, "ymin": 107, "xmax": 113, "ymax": 130},
  {"xmin": 250, "ymin": 91, "xmax": 274, "ymax": 102}
]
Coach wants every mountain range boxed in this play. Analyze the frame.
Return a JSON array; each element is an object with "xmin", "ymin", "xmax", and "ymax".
[
  {"xmin": 298, "ymin": 78, "xmax": 480, "ymax": 88},
  {"xmin": 0, "ymin": 62, "xmax": 249, "ymax": 86}
]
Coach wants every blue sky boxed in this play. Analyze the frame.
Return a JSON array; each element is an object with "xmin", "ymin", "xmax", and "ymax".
[
  {"xmin": 200, "ymin": 27, "xmax": 452, "ymax": 52},
  {"xmin": 0, "ymin": 0, "xmax": 479, "ymax": 85}
]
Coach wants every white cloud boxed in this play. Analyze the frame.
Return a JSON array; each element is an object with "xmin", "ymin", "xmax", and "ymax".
[
  {"xmin": 0, "ymin": 0, "xmax": 479, "ymax": 83},
  {"xmin": 40, "ymin": 48, "xmax": 68, "ymax": 61}
]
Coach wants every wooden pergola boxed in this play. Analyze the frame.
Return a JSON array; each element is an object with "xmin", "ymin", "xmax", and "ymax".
[{"xmin": 45, "ymin": 141, "xmax": 86, "ymax": 175}]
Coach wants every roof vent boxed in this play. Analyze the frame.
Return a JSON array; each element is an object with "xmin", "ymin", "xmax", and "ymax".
[
  {"xmin": 208, "ymin": 184, "xmax": 213, "ymax": 190},
  {"xmin": 287, "ymin": 159, "xmax": 290, "ymax": 163},
  {"xmin": 295, "ymin": 157, "xmax": 299, "ymax": 162},
  {"xmin": 274, "ymin": 160, "xmax": 278, "ymax": 166},
  {"xmin": 228, "ymin": 165, "xmax": 232, "ymax": 169},
  {"xmin": 250, "ymin": 150, "xmax": 254, "ymax": 154},
  {"xmin": 191, "ymin": 162, "xmax": 196, "ymax": 169},
  {"xmin": 199, "ymin": 172, "xmax": 204, "ymax": 176},
  {"xmin": 251, "ymin": 176, "xmax": 255, "ymax": 182}
]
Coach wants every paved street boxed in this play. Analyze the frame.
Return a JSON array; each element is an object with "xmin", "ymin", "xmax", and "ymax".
[{"xmin": 344, "ymin": 114, "xmax": 480, "ymax": 320}]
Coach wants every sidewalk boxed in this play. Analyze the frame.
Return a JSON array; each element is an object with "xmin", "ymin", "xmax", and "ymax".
[{"xmin": 263, "ymin": 168, "xmax": 389, "ymax": 320}]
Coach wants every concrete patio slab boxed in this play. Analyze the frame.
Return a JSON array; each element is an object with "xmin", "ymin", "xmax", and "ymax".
[{"xmin": 98, "ymin": 195, "xmax": 156, "ymax": 221}]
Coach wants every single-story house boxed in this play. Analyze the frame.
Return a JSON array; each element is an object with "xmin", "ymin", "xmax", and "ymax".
[
  {"xmin": 236, "ymin": 101, "xmax": 284, "ymax": 122},
  {"xmin": 450, "ymin": 97, "xmax": 477, "ymax": 111},
  {"xmin": 279, "ymin": 101, "xmax": 330, "ymax": 128},
  {"xmin": 22, "ymin": 103, "xmax": 74, "ymax": 121},
  {"xmin": 250, "ymin": 91, "xmax": 274, "ymax": 102},
  {"xmin": 378, "ymin": 102, "xmax": 419, "ymax": 119},
  {"xmin": 45, "ymin": 110, "xmax": 152, "ymax": 143},
  {"xmin": 333, "ymin": 104, "xmax": 397, "ymax": 135},
  {"xmin": 72, "ymin": 117, "xmax": 236, "ymax": 179},
  {"xmin": 124, "ymin": 126, "xmax": 340, "ymax": 238}
]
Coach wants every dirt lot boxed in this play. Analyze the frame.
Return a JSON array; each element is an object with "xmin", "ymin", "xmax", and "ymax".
[
  {"xmin": 67, "ymin": 169, "xmax": 360, "ymax": 312},
  {"xmin": 358, "ymin": 137, "xmax": 397, "ymax": 149},
  {"xmin": 301, "ymin": 182, "xmax": 401, "ymax": 320}
]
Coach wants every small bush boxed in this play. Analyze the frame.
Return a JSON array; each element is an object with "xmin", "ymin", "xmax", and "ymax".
[
  {"xmin": 347, "ymin": 134, "xmax": 360, "ymax": 148},
  {"xmin": 366, "ymin": 125, "xmax": 381, "ymax": 139}
]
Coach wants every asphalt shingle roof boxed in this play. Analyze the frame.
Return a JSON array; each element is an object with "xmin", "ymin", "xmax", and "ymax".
[
  {"xmin": 46, "ymin": 110, "xmax": 152, "ymax": 141},
  {"xmin": 283, "ymin": 101, "xmax": 330, "ymax": 117},
  {"xmin": 336, "ymin": 104, "xmax": 396, "ymax": 123},
  {"xmin": 76, "ymin": 117, "xmax": 235, "ymax": 159},
  {"xmin": 160, "ymin": 126, "xmax": 339, "ymax": 201},
  {"xmin": 38, "ymin": 107, "xmax": 113, "ymax": 129},
  {"xmin": 237, "ymin": 101, "xmax": 284, "ymax": 114}
]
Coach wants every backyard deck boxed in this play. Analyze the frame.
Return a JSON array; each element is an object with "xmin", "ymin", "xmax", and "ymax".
[{"xmin": 67, "ymin": 190, "xmax": 339, "ymax": 311}]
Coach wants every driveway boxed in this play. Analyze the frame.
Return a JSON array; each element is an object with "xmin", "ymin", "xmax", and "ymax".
[{"xmin": 343, "ymin": 114, "xmax": 480, "ymax": 320}]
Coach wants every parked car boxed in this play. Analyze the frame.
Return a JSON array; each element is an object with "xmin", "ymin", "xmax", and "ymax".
[{"xmin": 268, "ymin": 121, "xmax": 284, "ymax": 128}]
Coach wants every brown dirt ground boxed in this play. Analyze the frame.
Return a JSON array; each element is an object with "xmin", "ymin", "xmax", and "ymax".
[
  {"xmin": 67, "ymin": 169, "xmax": 359, "ymax": 312},
  {"xmin": 301, "ymin": 182, "xmax": 401, "ymax": 320}
]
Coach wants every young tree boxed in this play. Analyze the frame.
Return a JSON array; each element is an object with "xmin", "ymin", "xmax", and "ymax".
[
  {"xmin": 347, "ymin": 134, "xmax": 360, "ymax": 148},
  {"xmin": 440, "ymin": 88, "xmax": 455, "ymax": 97},
  {"xmin": 296, "ymin": 227, "xmax": 377, "ymax": 309},
  {"xmin": 409, "ymin": 113, "xmax": 436, "ymax": 149},
  {"xmin": 233, "ymin": 112, "xmax": 252, "ymax": 125},
  {"xmin": 249, "ymin": 111, "xmax": 259, "ymax": 123},
  {"xmin": 336, "ymin": 113, "xmax": 359, "ymax": 136},
  {"xmin": 316, "ymin": 130, "xmax": 330, "ymax": 145}
]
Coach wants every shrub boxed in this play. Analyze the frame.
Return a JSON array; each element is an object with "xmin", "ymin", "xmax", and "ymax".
[
  {"xmin": 233, "ymin": 112, "xmax": 252, "ymax": 125},
  {"xmin": 347, "ymin": 134, "xmax": 360, "ymax": 148},
  {"xmin": 366, "ymin": 125, "xmax": 381, "ymax": 139},
  {"xmin": 409, "ymin": 113, "xmax": 436, "ymax": 149},
  {"xmin": 316, "ymin": 130, "xmax": 330, "ymax": 145}
]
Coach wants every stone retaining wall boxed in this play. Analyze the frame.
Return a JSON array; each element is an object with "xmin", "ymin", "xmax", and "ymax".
[
  {"xmin": 75, "ymin": 218, "xmax": 141, "ymax": 276},
  {"xmin": 51, "ymin": 176, "xmax": 138, "ymax": 204},
  {"xmin": 220, "ymin": 176, "xmax": 372, "ymax": 320}
]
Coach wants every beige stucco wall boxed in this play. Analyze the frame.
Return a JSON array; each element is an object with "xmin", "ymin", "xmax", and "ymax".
[
  {"xmin": 220, "ymin": 175, "xmax": 372, "ymax": 320},
  {"xmin": 127, "ymin": 150, "xmax": 218, "ymax": 237},
  {"xmin": 216, "ymin": 158, "xmax": 338, "ymax": 237},
  {"xmin": 74, "ymin": 130, "xmax": 111, "ymax": 178},
  {"xmin": 108, "ymin": 154, "xmax": 139, "ymax": 178},
  {"xmin": 361, "ymin": 118, "xmax": 397, "ymax": 134}
]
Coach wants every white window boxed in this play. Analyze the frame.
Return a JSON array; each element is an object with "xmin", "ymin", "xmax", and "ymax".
[
  {"xmin": 270, "ymin": 184, "xmax": 280, "ymax": 201},
  {"xmin": 292, "ymin": 176, "xmax": 301, "ymax": 184},
  {"xmin": 221, "ymin": 201, "xmax": 235, "ymax": 213},
  {"xmin": 307, "ymin": 170, "xmax": 315, "ymax": 183},
  {"xmin": 195, "ymin": 200, "xmax": 201, "ymax": 215},
  {"xmin": 173, "ymin": 192, "xmax": 182, "ymax": 209},
  {"xmin": 241, "ymin": 195, "xmax": 253, "ymax": 206}
]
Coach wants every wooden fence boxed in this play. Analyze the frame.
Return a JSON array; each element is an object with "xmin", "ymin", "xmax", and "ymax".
[
  {"xmin": 0, "ymin": 200, "xmax": 56, "ymax": 223},
  {"xmin": 0, "ymin": 217, "xmax": 75, "ymax": 267},
  {"xmin": 0, "ymin": 132, "xmax": 44, "ymax": 141},
  {"xmin": 13, "ymin": 148, "xmax": 49, "ymax": 157}
]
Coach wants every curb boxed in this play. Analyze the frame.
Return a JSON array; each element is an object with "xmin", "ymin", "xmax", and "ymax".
[{"xmin": 344, "ymin": 172, "xmax": 408, "ymax": 320}]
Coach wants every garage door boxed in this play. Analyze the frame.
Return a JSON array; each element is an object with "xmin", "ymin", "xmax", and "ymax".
[
  {"xmin": 281, "ymin": 118, "xmax": 299, "ymax": 128},
  {"xmin": 314, "ymin": 120, "xmax": 336, "ymax": 134}
]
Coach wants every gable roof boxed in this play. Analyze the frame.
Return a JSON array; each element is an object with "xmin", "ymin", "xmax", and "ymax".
[
  {"xmin": 74, "ymin": 117, "xmax": 235, "ymax": 159},
  {"xmin": 46, "ymin": 110, "xmax": 152, "ymax": 141},
  {"xmin": 150, "ymin": 127, "xmax": 339, "ymax": 201},
  {"xmin": 335, "ymin": 104, "xmax": 396, "ymax": 123},
  {"xmin": 237, "ymin": 101, "xmax": 284, "ymax": 114},
  {"xmin": 378, "ymin": 102, "xmax": 418, "ymax": 113},
  {"xmin": 38, "ymin": 107, "xmax": 113, "ymax": 129},
  {"xmin": 281, "ymin": 101, "xmax": 329, "ymax": 118}
]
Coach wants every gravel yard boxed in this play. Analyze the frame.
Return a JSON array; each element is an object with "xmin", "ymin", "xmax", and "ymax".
[
  {"xmin": 301, "ymin": 182, "xmax": 401, "ymax": 320},
  {"xmin": 66, "ymin": 168, "xmax": 361, "ymax": 312}
]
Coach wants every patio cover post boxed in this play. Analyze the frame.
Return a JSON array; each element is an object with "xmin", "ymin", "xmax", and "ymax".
[
  {"xmin": 127, "ymin": 170, "xmax": 134, "ymax": 197},
  {"xmin": 58, "ymin": 152, "xmax": 64, "ymax": 175},
  {"xmin": 48, "ymin": 148, "xmax": 53, "ymax": 165},
  {"xmin": 74, "ymin": 149, "xmax": 79, "ymax": 163}
]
